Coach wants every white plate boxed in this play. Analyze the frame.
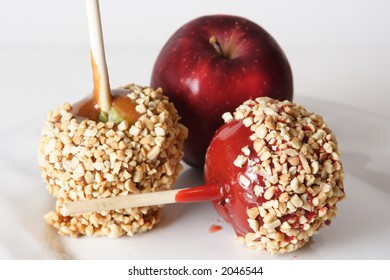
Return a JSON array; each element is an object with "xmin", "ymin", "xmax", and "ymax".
[{"xmin": 1, "ymin": 96, "xmax": 389, "ymax": 260}]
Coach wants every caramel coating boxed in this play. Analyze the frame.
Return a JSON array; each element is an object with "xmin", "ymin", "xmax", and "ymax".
[{"xmin": 38, "ymin": 84, "xmax": 188, "ymax": 237}]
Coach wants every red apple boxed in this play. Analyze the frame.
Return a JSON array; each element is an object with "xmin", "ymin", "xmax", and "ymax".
[{"xmin": 151, "ymin": 15, "xmax": 293, "ymax": 168}]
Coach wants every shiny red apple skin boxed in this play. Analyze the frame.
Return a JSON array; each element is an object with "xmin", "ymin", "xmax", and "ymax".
[
  {"xmin": 204, "ymin": 119, "xmax": 267, "ymax": 236},
  {"xmin": 151, "ymin": 15, "xmax": 293, "ymax": 168}
]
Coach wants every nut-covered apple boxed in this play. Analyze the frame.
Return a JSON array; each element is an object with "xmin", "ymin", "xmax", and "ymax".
[
  {"xmin": 204, "ymin": 97, "xmax": 345, "ymax": 254},
  {"xmin": 151, "ymin": 14, "xmax": 293, "ymax": 168}
]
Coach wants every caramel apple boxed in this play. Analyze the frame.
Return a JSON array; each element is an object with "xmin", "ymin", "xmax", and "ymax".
[
  {"xmin": 37, "ymin": 0, "xmax": 187, "ymax": 237},
  {"xmin": 38, "ymin": 84, "xmax": 187, "ymax": 238}
]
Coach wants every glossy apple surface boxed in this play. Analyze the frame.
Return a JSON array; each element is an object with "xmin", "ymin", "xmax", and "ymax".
[
  {"xmin": 151, "ymin": 15, "xmax": 293, "ymax": 167},
  {"xmin": 204, "ymin": 119, "xmax": 265, "ymax": 236}
]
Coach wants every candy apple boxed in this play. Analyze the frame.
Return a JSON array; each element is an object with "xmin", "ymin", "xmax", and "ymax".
[
  {"xmin": 151, "ymin": 15, "xmax": 293, "ymax": 167},
  {"xmin": 203, "ymin": 97, "xmax": 345, "ymax": 254}
]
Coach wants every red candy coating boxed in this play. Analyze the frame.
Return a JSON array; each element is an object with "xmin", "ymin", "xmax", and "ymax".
[
  {"xmin": 203, "ymin": 97, "xmax": 345, "ymax": 254},
  {"xmin": 204, "ymin": 119, "xmax": 267, "ymax": 236},
  {"xmin": 175, "ymin": 184, "xmax": 221, "ymax": 203}
]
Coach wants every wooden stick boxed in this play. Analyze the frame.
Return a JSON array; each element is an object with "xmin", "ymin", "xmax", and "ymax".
[
  {"xmin": 86, "ymin": 0, "xmax": 112, "ymax": 113},
  {"xmin": 64, "ymin": 189, "xmax": 181, "ymax": 216},
  {"xmin": 64, "ymin": 184, "xmax": 222, "ymax": 216}
]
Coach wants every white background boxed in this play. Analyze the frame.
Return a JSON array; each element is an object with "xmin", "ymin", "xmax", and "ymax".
[{"xmin": 0, "ymin": 0, "xmax": 389, "ymax": 260}]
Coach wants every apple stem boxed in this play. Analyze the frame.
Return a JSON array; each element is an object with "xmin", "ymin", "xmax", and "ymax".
[
  {"xmin": 209, "ymin": 35, "xmax": 224, "ymax": 57},
  {"xmin": 86, "ymin": 0, "xmax": 112, "ymax": 113}
]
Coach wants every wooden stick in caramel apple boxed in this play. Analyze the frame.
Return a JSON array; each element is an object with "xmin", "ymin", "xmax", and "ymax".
[
  {"xmin": 38, "ymin": 0, "xmax": 187, "ymax": 238},
  {"xmin": 86, "ymin": 0, "xmax": 112, "ymax": 113}
]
